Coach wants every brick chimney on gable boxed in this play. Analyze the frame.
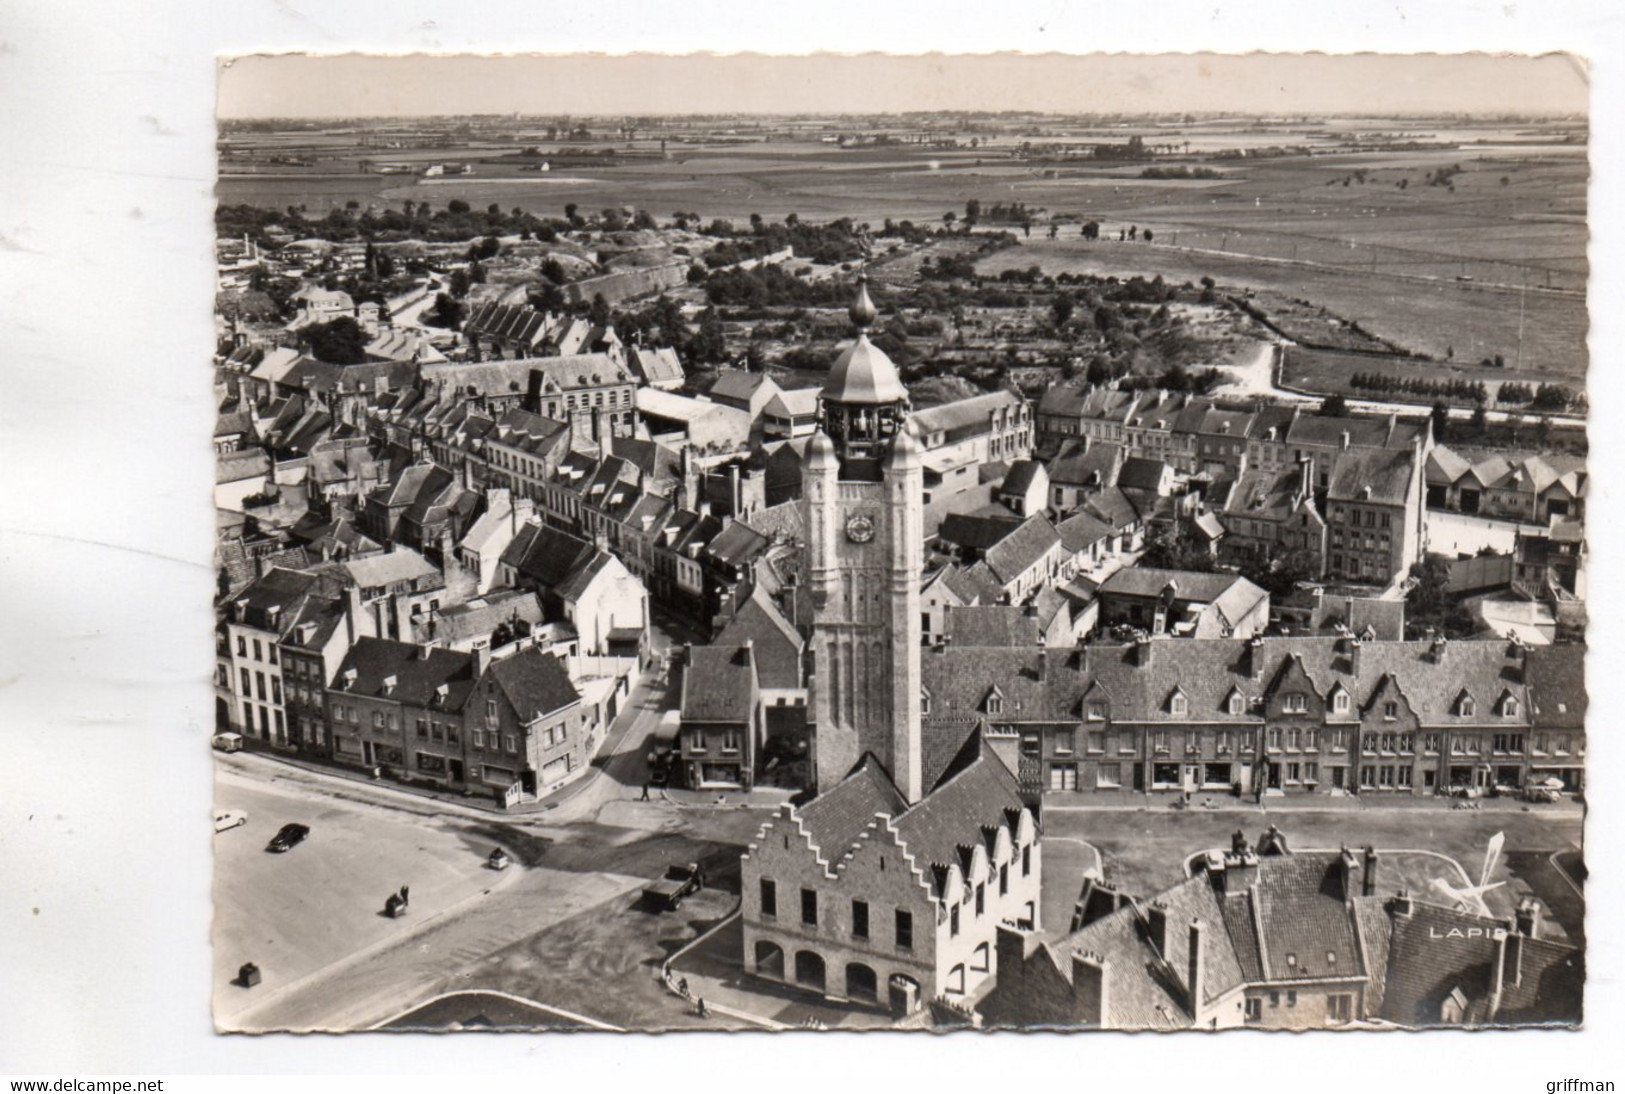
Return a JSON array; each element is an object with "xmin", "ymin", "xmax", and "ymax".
[
  {"xmin": 1071, "ymin": 952, "xmax": 1109, "ymax": 1027},
  {"xmin": 1187, "ymin": 919, "xmax": 1206, "ymax": 1021},
  {"xmin": 1338, "ymin": 846, "xmax": 1359, "ymax": 905},
  {"xmin": 1147, "ymin": 901, "xmax": 1170, "ymax": 954},
  {"xmin": 1362, "ymin": 846, "xmax": 1378, "ymax": 898}
]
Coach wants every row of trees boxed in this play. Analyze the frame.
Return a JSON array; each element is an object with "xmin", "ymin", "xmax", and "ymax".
[
  {"xmin": 1495, "ymin": 381, "xmax": 1580, "ymax": 412},
  {"xmin": 1349, "ymin": 371, "xmax": 1489, "ymax": 404}
]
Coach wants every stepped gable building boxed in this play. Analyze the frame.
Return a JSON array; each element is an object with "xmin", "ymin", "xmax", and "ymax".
[
  {"xmin": 741, "ymin": 278, "xmax": 1043, "ymax": 1017},
  {"xmin": 741, "ymin": 736, "xmax": 1040, "ymax": 1013}
]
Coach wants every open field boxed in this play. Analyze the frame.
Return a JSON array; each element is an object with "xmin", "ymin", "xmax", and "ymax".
[
  {"xmin": 220, "ymin": 125, "xmax": 1587, "ymax": 372},
  {"xmin": 977, "ymin": 239, "xmax": 1587, "ymax": 376},
  {"xmin": 1278, "ymin": 345, "xmax": 1562, "ymax": 405}
]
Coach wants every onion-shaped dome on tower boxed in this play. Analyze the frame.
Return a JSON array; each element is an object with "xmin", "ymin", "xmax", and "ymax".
[
  {"xmin": 823, "ymin": 276, "xmax": 908, "ymax": 406},
  {"xmin": 819, "ymin": 275, "xmax": 911, "ymax": 469}
]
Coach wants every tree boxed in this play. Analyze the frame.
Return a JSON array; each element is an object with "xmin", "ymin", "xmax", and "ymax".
[
  {"xmin": 448, "ymin": 269, "xmax": 471, "ymax": 299},
  {"xmin": 1139, "ymin": 523, "xmax": 1217, "ymax": 573},
  {"xmin": 423, "ymin": 292, "xmax": 466, "ymax": 330},
  {"xmin": 1143, "ymin": 229, "xmax": 1155, "ymax": 243},
  {"xmin": 687, "ymin": 307, "xmax": 728, "ymax": 365},
  {"xmin": 1469, "ymin": 404, "xmax": 1488, "ymax": 436},
  {"xmin": 301, "ymin": 317, "xmax": 370, "ymax": 364},
  {"xmin": 588, "ymin": 292, "xmax": 612, "ymax": 327},
  {"xmin": 744, "ymin": 342, "xmax": 767, "ymax": 373},
  {"xmin": 1081, "ymin": 220, "xmax": 1100, "ymax": 241},
  {"xmin": 1404, "ymin": 554, "xmax": 1477, "ymax": 639},
  {"xmin": 448, "ymin": 199, "xmax": 471, "ymax": 215},
  {"xmin": 1050, "ymin": 294, "xmax": 1075, "ymax": 328},
  {"xmin": 1318, "ymin": 394, "xmax": 1350, "ymax": 418},
  {"xmin": 1430, "ymin": 400, "xmax": 1450, "ymax": 443}
]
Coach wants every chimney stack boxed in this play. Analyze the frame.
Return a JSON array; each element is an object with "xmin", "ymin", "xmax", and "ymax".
[
  {"xmin": 1147, "ymin": 902, "xmax": 1170, "ymax": 954},
  {"xmin": 1488, "ymin": 929, "xmax": 1509, "ymax": 1019},
  {"xmin": 344, "ymin": 584, "xmax": 365, "ymax": 645},
  {"xmin": 1338, "ymin": 845, "xmax": 1359, "ymax": 904},
  {"xmin": 1246, "ymin": 635, "xmax": 1266, "ymax": 680},
  {"xmin": 1506, "ymin": 923, "xmax": 1527, "ymax": 989},
  {"xmin": 1362, "ymin": 846, "xmax": 1378, "ymax": 897},
  {"xmin": 1391, "ymin": 888, "xmax": 1413, "ymax": 918},
  {"xmin": 473, "ymin": 642, "xmax": 492, "ymax": 679},
  {"xmin": 1071, "ymin": 952, "xmax": 1109, "ymax": 1027},
  {"xmin": 1187, "ymin": 919, "xmax": 1206, "ymax": 1021},
  {"xmin": 995, "ymin": 924, "xmax": 1030, "ymax": 990},
  {"xmin": 1132, "ymin": 633, "xmax": 1154, "ymax": 668},
  {"xmin": 1515, "ymin": 898, "xmax": 1543, "ymax": 940},
  {"xmin": 1222, "ymin": 848, "xmax": 1260, "ymax": 894}
]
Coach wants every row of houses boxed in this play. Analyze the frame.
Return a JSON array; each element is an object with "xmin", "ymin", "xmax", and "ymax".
[{"xmin": 916, "ymin": 634, "xmax": 1585, "ymax": 798}]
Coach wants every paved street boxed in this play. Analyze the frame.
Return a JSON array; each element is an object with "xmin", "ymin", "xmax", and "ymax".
[{"xmin": 213, "ymin": 615, "xmax": 776, "ymax": 1032}]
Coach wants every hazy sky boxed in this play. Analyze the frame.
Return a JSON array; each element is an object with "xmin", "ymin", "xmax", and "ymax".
[{"xmin": 218, "ymin": 52, "xmax": 1589, "ymax": 119}]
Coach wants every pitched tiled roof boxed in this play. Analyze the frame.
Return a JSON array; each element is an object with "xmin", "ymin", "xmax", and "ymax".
[
  {"xmin": 680, "ymin": 644, "xmax": 757, "ymax": 722},
  {"xmin": 891, "ymin": 741, "xmax": 1024, "ymax": 876},
  {"xmin": 1327, "ymin": 448, "xmax": 1417, "ymax": 506},
  {"xmin": 1000, "ymin": 459, "xmax": 1046, "ymax": 496},
  {"xmin": 334, "ymin": 637, "xmax": 476, "ymax": 712},
  {"xmin": 1380, "ymin": 901, "xmax": 1581, "ymax": 1027},
  {"xmin": 945, "ymin": 605, "xmax": 1040, "ymax": 648},
  {"xmin": 795, "ymin": 756, "xmax": 908, "ymax": 864},
  {"xmin": 340, "ymin": 547, "xmax": 440, "ymax": 590},
  {"xmin": 488, "ymin": 644, "xmax": 580, "ymax": 720},
  {"xmin": 627, "ymin": 345, "xmax": 685, "ymax": 386},
  {"xmin": 715, "ymin": 586, "xmax": 804, "ymax": 690},
  {"xmin": 1047, "ymin": 439, "xmax": 1123, "ymax": 490},
  {"xmin": 1524, "ymin": 645, "xmax": 1586, "ymax": 728},
  {"xmin": 1251, "ymin": 853, "xmax": 1368, "ymax": 981},
  {"xmin": 1117, "ymin": 456, "xmax": 1169, "ymax": 492},
  {"xmin": 983, "ymin": 515, "xmax": 1062, "ymax": 584},
  {"xmin": 1427, "ymin": 445, "xmax": 1472, "ymax": 484},
  {"xmin": 912, "ymin": 391, "xmax": 1025, "ymax": 440},
  {"xmin": 1083, "ymin": 488, "xmax": 1142, "ymax": 530},
  {"xmin": 499, "ymin": 522, "xmax": 597, "ymax": 590},
  {"xmin": 434, "ymin": 591, "xmax": 545, "ymax": 644},
  {"xmin": 938, "ymin": 512, "xmax": 1024, "ymax": 554},
  {"xmin": 1056, "ymin": 511, "xmax": 1113, "ymax": 554}
]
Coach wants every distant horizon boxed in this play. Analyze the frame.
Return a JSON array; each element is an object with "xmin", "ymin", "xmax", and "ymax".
[{"xmin": 218, "ymin": 53, "xmax": 1589, "ymax": 120}]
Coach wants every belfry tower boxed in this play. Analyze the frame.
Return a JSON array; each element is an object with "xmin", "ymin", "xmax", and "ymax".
[{"xmin": 803, "ymin": 276, "xmax": 925, "ymax": 802}]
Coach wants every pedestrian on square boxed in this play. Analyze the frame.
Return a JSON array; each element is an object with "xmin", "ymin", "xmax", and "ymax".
[
  {"xmin": 400, "ymin": 884, "xmax": 410, "ymax": 908},
  {"xmin": 640, "ymin": 782, "xmax": 651, "ymax": 802}
]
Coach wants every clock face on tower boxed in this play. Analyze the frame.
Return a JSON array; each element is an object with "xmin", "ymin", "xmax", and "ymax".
[{"xmin": 845, "ymin": 513, "xmax": 876, "ymax": 544}]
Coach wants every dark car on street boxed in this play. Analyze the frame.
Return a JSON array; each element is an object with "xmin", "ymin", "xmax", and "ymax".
[
  {"xmin": 265, "ymin": 822, "xmax": 310, "ymax": 853},
  {"xmin": 642, "ymin": 862, "xmax": 704, "ymax": 911}
]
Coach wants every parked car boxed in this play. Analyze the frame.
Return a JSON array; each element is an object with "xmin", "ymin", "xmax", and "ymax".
[
  {"xmin": 642, "ymin": 862, "xmax": 704, "ymax": 911},
  {"xmin": 1521, "ymin": 785, "xmax": 1561, "ymax": 803},
  {"xmin": 212, "ymin": 732, "xmax": 244, "ymax": 753},
  {"xmin": 265, "ymin": 822, "xmax": 310, "ymax": 853},
  {"xmin": 213, "ymin": 809, "xmax": 248, "ymax": 832}
]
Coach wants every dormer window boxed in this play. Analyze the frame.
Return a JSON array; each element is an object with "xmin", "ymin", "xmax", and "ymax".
[
  {"xmin": 1227, "ymin": 691, "xmax": 1245, "ymax": 716},
  {"xmin": 1169, "ymin": 690, "xmax": 1188, "ymax": 717},
  {"xmin": 985, "ymin": 689, "xmax": 1004, "ymax": 716},
  {"xmin": 1457, "ymin": 694, "xmax": 1476, "ymax": 719},
  {"xmin": 1331, "ymin": 689, "xmax": 1350, "ymax": 715},
  {"xmin": 1502, "ymin": 695, "xmax": 1519, "ymax": 718},
  {"xmin": 1087, "ymin": 701, "xmax": 1107, "ymax": 722}
]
